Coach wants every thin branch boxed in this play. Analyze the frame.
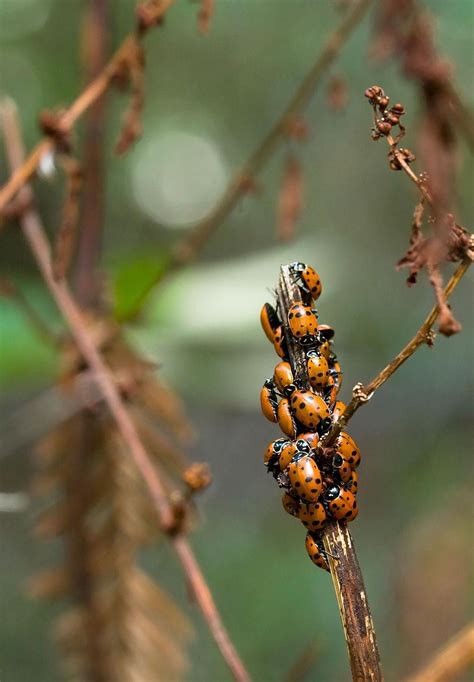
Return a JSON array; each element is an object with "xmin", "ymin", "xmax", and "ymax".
[
  {"xmin": 124, "ymin": 0, "xmax": 374, "ymax": 319},
  {"xmin": 278, "ymin": 265, "xmax": 382, "ymax": 682},
  {"xmin": 323, "ymin": 252, "xmax": 472, "ymax": 446},
  {"xmin": 0, "ymin": 0, "xmax": 176, "ymax": 217},
  {"xmin": 0, "ymin": 99, "xmax": 251, "ymax": 682},
  {"xmin": 405, "ymin": 623, "xmax": 474, "ymax": 682},
  {"xmin": 74, "ymin": 0, "xmax": 111, "ymax": 306}
]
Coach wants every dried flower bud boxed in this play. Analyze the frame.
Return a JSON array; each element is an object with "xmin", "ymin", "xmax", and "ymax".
[
  {"xmin": 378, "ymin": 96, "xmax": 390, "ymax": 110},
  {"xmin": 371, "ymin": 129, "xmax": 382, "ymax": 141},
  {"xmin": 376, "ymin": 119, "xmax": 392, "ymax": 135},
  {"xmin": 391, "ymin": 103, "xmax": 405, "ymax": 116},
  {"xmin": 182, "ymin": 463, "xmax": 212, "ymax": 492},
  {"xmin": 385, "ymin": 112, "xmax": 401, "ymax": 126},
  {"xmin": 364, "ymin": 85, "xmax": 383, "ymax": 102},
  {"xmin": 400, "ymin": 148, "xmax": 416, "ymax": 163}
]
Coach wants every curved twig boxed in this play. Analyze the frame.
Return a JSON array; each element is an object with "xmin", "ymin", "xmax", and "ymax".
[{"xmin": 278, "ymin": 265, "xmax": 382, "ymax": 682}]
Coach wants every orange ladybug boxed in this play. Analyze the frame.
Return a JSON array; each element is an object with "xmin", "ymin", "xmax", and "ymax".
[
  {"xmin": 305, "ymin": 532, "xmax": 329, "ymax": 571},
  {"xmin": 336, "ymin": 432, "xmax": 361, "ymax": 469},
  {"xmin": 346, "ymin": 469, "xmax": 359, "ymax": 496},
  {"xmin": 290, "ymin": 390, "xmax": 330, "ymax": 430},
  {"xmin": 287, "ymin": 302, "xmax": 318, "ymax": 341},
  {"xmin": 307, "ymin": 351, "xmax": 330, "ymax": 390},
  {"xmin": 263, "ymin": 437, "xmax": 290, "ymax": 469},
  {"xmin": 260, "ymin": 302, "xmax": 280, "ymax": 343},
  {"xmin": 273, "ymin": 361, "xmax": 295, "ymax": 396},
  {"xmin": 287, "ymin": 455, "xmax": 323, "ymax": 503},
  {"xmin": 298, "ymin": 501, "xmax": 327, "ymax": 532},
  {"xmin": 277, "ymin": 438, "xmax": 312, "ymax": 471},
  {"xmin": 332, "ymin": 401, "xmax": 346, "ymax": 421},
  {"xmin": 277, "ymin": 397, "xmax": 298, "ymax": 438},
  {"xmin": 273, "ymin": 325, "xmax": 288, "ymax": 360},
  {"xmin": 325, "ymin": 485, "xmax": 358, "ymax": 521},
  {"xmin": 290, "ymin": 262, "xmax": 323, "ymax": 302},
  {"xmin": 260, "ymin": 379, "xmax": 278, "ymax": 422},
  {"xmin": 332, "ymin": 453, "xmax": 352, "ymax": 483},
  {"xmin": 282, "ymin": 492, "xmax": 300, "ymax": 518},
  {"xmin": 298, "ymin": 431, "xmax": 320, "ymax": 450}
]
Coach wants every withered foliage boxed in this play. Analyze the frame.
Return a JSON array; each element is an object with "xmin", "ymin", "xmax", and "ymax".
[
  {"xmin": 326, "ymin": 75, "xmax": 348, "ymax": 112},
  {"xmin": 29, "ymin": 314, "xmax": 201, "ymax": 681},
  {"xmin": 53, "ymin": 156, "xmax": 83, "ymax": 281},
  {"xmin": 114, "ymin": 40, "xmax": 146, "ymax": 156},
  {"xmin": 197, "ymin": 0, "xmax": 215, "ymax": 35},
  {"xmin": 365, "ymin": 83, "xmax": 472, "ymax": 336}
]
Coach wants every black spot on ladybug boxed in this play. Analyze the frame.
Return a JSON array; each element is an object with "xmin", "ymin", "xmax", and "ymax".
[
  {"xmin": 305, "ymin": 476, "xmax": 312, "ymax": 483},
  {"xmin": 299, "ymin": 403, "xmax": 305, "ymax": 409}
]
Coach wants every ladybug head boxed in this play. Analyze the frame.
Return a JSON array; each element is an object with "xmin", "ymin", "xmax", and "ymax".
[
  {"xmin": 332, "ymin": 454, "xmax": 344, "ymax": 469},
  {"xmin": 290, "ymin": 261, "xmax": 306, "ymax": 273},
  {"xmin": 317, "ymin": 325, "xmax": 335, "ymax": 341},
  {"xmin": 324, "ymin": 485, "xmax": 340, "ymax": 501}
]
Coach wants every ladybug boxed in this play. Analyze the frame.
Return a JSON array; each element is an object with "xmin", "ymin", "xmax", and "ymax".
[
  {"xmin": 282, "ymin": 492, "xmax": 300, "ymax": 518},
  {"xmin": 324, "ymin": 374, "xmax": 340, "ymax": 409},
  {"xmin": 273, "ymin": 361, "xmax": 295, "ymax": 396},
  {"xmin": 290, "ymin": 390, "xmax": 330, "ymax": 430},
  {"xmin": 260, "ymin": 379, "xmax": 278, "ymax": 423},
  {"xmin": 317, "ymin": 324, "xmax": 334, "ymax": 342},
  {"xmin": 289, "ymin": 262, "xmax": 323, "ymax": 302},
  {"xmin": 277, "ymin": 397, "xmax": 298, "ymax": 438},
  {"xmin": 263, "ymin": 437, "xmax": 290, "ymax": 470},
  {"xmin": 336, "ymin": 432, "xmax": 361, "ymax": 469},
  {"xmin": 346, "ymin": 469, "xmax": 359, "ymax": 496},
  {"xmin": 332, "ymin": 453, "xmax": 352, "ymax": 483},
  {"xmin": 287, "ymin": 454, "xmax": 323, "ymax": 503},
  {"xmin": 260, "ymin": 302, "xmax": 280, "ymax": 344},
  {"xmin": 277, "ymin": 438, "xmax": 312, "ymax": 471},
  {"xmin": 273, "ymin": 325, "xmax": 288, "ymax": 360},
  {"xmin": 325, "ymin": 485, "xmax": 358, "ymax": 521},
  {"xmin": 329, "ymin": 367, "xmax": 342, "ymax": 390},
  {"xmin": 319, "ymin": 340, "xmax": 331, "ymax": 361},
  {"xmin": 298, "ymin": 501, "xmax": 327, "ymax": 531},
  {"xmin": 332, "ymin": 401, "xmax": 346, "ymax": 422},
  {"xmin": 299, "ymin": 431, "xmax": 320, "ymax": 450},
  {"xmin": 305, "ymin": 532, "xmax": 329, "ymax": 571},
  {"xmin": 307, "ymin": 351, "xmax": 330, "ymax": 390},
  {"xmin": 288, "ymin": 302, "xmax": 318, "ymax": 342}
]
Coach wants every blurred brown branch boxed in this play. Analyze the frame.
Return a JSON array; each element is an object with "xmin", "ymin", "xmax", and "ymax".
[
  {"xmin": 323, "ymin": 253, "xmax": 472, "ymax": 446},
  {"xmin": 0, "ymin": 0, "xmax": 176, "ymax": 218},
  {"xmin": 278, "ymin": 265, "xmax": 382, "ymax": 682},
  {"xmin": 405, "ymin": 623, "xmax": 474, "ymax": 682},
  {"xmin": 0, "ymin": 99, "xmax": 251, "ymax": 682},
  {"xmin": 125, "ymin": 0, "xmax": 374, "ymax": 319}
]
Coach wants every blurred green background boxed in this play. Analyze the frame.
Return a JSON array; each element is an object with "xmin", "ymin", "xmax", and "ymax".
[{"xmin": 0, "ymin": 1, "xmax": 473, "ymax": 681}]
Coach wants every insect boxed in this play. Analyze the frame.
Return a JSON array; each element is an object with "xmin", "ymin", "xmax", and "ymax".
[
  {"xmin": 298, "ymin": 501, "xmax": 327, "ymax": 532},
  {"xmin": 260, "ymin": 302, "xmax": 280, "ymax": 343},
  {"xmin": 282, "ymin": 492, "xmax": 300, "ymax": 518},
  {"xmin": 346, "ymin": 469, "xmax": 359, "ymax": 496},
  {"xmin": 273, "ymin": 361, "xmax": 295, "ymax": 396},
  {"xmin": 263, "ymin": 437, "xmax": 291, "ymax": 470},
  {"xmin": 277, "ymin": 397, "xmax": 298, "ymax": 438},
  {"xmin": 332, "ymin": 453, "xmax": 352, "ymax": 483},
  {"xmin": 287, "ymin": 302, "xmax": 318, "ymax": 342},
  {"xmin": 307, "ymin": 351, "xmax": 330, "ymax": 390},
  {"xmin": 305, "ymin": 532, "xmax": 329, "ymax": 571},
  {"xmin": 260, "ymin": 379, "xmax": 279, "ymax": 422},
  {"xmin": 273, "ymin": 325, "xmax": 288, "ymax": 360},
  {"xmin": 289, "ymin": 262, "xmax": 323, "ymax": 302},
  {"xmin": 290, "ymin": 390, "xmax": 330, "ymax": 430},
  {"xmin": 287, "ymin": 455, "xmax": 323, "ymax": 503},
  {"xmin": 277, "ymin": 438, "xmax": 312, "ymax": 471},
  {"xmin": 335, "ymin": 432, "xmax": 361, "ymax": 469},
  {"xmin": 332, "ymin": 400, "xmax": 346, "ymax": 422},
  {"xmin": 298, "ymin": 431, "xmax": 320, "ymax": 450},
  {"xmin": 325, "ymin": 485, "xmax": 358, "ymax": 521}
]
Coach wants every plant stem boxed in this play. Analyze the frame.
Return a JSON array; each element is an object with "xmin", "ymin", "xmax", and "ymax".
[
  {"xmin": 0, "ymin": 98, "xmax": 251, "ymax": 682},
  {"xmin": 278, "ymin": 265, "xmax": 382, "ymax": 682},
  {"xmin": 0, "ymin": 0, "xmax": 176, "ymax": 216}
]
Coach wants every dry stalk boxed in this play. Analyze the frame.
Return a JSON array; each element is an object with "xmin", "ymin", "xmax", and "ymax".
[
  {"xmin": 0, "ymin": 0, "xmax": 177, "ymax": 217},
  {"xmin": 124, "ymin": 0, "xmax": 374, "ymax": 318},
  {"xmin": 0, "ymin": 99, "xmax": 251, "ymax": 682},
  {"xmin": 278, "ymin": 265, "xmax": 382, "ymax": 682},
  {"xmin": 405, "ymin": 623, "xmax": 474, "ymax": 682}
]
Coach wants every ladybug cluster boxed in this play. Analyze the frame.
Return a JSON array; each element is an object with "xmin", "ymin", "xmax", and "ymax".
[{"xmin": 260, "ymin": 262, "xmax": 361, "ymax": 571}]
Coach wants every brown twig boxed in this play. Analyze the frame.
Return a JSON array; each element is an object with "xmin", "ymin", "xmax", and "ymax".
[
  {"xmin": 405, "ymin": 622, "xmax": 474, "ymax": 682},
  {"xmin": 278, "ymin": 265, "xmax": 382, "ymax": 682},
  {"xmin": 323, "ymin": 254, "xmax": 472, "ymax": 446},
  {"xmin": 0, "ymin": 99, "xmax": 251, "ymax": 682},
  {"xmin": 52, "ymin": 155, "xmax": 83, "ymax": 280},
  {"xmin": 0, "ymin": 0, "xmax": 176, "ymax": 218},
  {"xmin": 74, "ymin": 0, "xmax": 111, "ymax": 307},
  {"xmin": 124, "ymin": 0, "xmax": 374, "ymax": 319}
]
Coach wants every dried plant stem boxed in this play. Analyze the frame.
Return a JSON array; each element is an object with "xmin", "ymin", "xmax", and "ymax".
[
  {"xmin": 405, "ymin": 622, "xmax": 474, "ymax": 682},
  {"xmin": 125, "ymin": 0, "xmax": 374, "ymax": 318},
  {"xmin": 327, "ymin": 254, "xmax": 472, "ymax": 442},
  {"xmin": 278, "ymin": 265, "xmax": 382, "ymax": 682},
  {"xmin": 0, "ymin": 0, "xmax": 176, "ymax": 216},
  {"xmin": 0, "ymin": 99, "xmax": 251, "ymax": 682},
  {"xmin": 387, "ymin": 134, "xmax": 433, "ymax": 205}
]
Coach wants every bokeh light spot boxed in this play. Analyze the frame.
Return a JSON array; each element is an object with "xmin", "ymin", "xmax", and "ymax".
[{"xmin": 132, "ymin": 131, "xmax": 229, "ymax": 228}]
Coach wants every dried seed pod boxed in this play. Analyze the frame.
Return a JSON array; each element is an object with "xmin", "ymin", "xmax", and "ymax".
[
  {"xmin": 378, "ymin": 96, "xmax": 390, "ymax": 109},
  {"xmin": 376, "ymin": 119, "xmax": 392, "ymax": 135}
]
